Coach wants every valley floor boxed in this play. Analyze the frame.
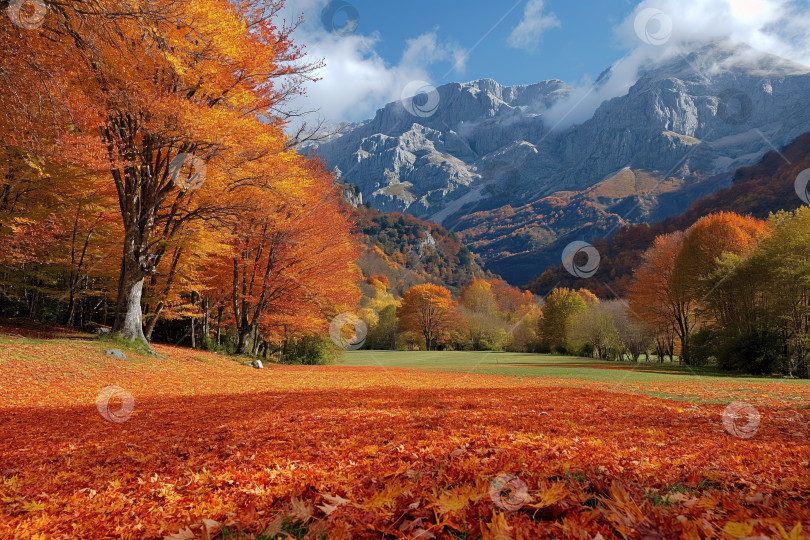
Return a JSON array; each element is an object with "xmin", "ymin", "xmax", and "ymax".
[{"xmin": 1, "ymin": 338, "xmax": 808, "ymax": 538}]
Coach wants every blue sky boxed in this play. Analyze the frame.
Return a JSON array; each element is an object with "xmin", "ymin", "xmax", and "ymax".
[
  {"xmin": 283, "ymin": 0, "xmax": 810, "ymax": 126},
  {"xmin": 328, "ymin": 0, "xmax": 633, "ymax": 87}
]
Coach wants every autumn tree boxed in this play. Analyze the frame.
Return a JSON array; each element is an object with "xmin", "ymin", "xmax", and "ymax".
[
  {"xmin": 398, "ymin": 284, "xmax": 457, "ymax": 351},
  {"xmin": 539, "ymin": 288, "xmax": 594, "ymax": 351},
  {"xmin": 628, "ymin": 232, "xmax": 696, "ymax": 364},
  {"xmin": 1, "ymin": 0, "xmax": 321, "ymax": 345},
  {"xmin": 676, "ymin": 212, "xmax": 768, "ymax": 303},
  {"xmin": 203, "ymin": 159, "xmax": 360, "ymax": 356},
  {"xmin": 570, "ymin": 302, "xmax": 619, "ymax": 360},
  {"xmin": 701, "ymin": 208, "xmax": 809, "ymax": 376},
  {"xmin": 0, "ymin": 154, "xmax": 120, "ymax": 323},
  {"xmin": 629, "ymin": 213, "xmax": 768, "ymax": 364},
  {"xmin": 459, "ymin": 279, "xmax": 501, "ymax": 349}
]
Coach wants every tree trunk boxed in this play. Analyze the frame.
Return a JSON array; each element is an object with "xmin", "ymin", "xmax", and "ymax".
[
  {"xmin": 202, "ymin": 297, "xmax": 209, "ymax": 344},
  {"xmin": 216, "ymin": 306, "xmax": 223, "ymax": 347},
  {"xmin": 237, "ymin": 326, "xmax": 252, "ymax": 355},
  {"xmin": 190, "ymin": 317, "xmax": 196, "ymax": 349},
  {"xmin": 113, "ymin": 270, "xmax": 148, "ymax": 345},
  {"xmin": 144, "ymin": 303, "xmax": 164, "ymax": 341},
  {"xmin": 679, "ymin": 336, "xmax": 690, "ymax": 365}
]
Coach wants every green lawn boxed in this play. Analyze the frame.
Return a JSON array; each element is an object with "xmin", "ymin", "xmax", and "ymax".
[{"xmin": 339, "ymin": 350, "xmax": 810, "ymax": 387}]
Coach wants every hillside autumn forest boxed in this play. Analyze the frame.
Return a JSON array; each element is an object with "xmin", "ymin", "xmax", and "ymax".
[{"xmin": 1, "ymin": 0, "xmax": 810, "ymax": 539}]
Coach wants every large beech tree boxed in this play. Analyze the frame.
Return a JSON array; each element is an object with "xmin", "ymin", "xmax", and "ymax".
[{"xmin": 1, "ymin": 0, "xmax": 322, "ymax": 344}]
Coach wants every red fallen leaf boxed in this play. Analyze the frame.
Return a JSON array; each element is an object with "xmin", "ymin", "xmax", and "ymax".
[{"xmin": 2, "ymin": 340, "xmax": 810, "ymax": 538}]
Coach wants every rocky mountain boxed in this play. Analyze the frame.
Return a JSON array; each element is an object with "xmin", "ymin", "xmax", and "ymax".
[
  {"xmin": 526, "ymin": 131, "xmax": 810, "ymax": 298},
  {"xmin": 313, "ymin": 42, "xmax": 810, "ymax": 285}
]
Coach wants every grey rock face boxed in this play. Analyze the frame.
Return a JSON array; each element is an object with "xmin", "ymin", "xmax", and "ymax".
[
  {"xmin": 105, "ymin": 349, "xmax": 127, "ymax": 360},
  {"xmin": 313, "ymin": 43, "xmax": 810, "ymax": 239}
]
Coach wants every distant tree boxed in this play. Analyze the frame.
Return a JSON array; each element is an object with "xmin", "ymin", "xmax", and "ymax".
[
  {"xmin": 365, "ymin": 304, "xmax": 398, "ymax": 350},
  {"xmin": 569, "ymin": 302, "xmax": 619, "ymax": 360},
  {"xmin": 608, "ymin": 301, "xmax": 655, "ymax": 362},
  {"xmin": 398, "ymin": 284, "xmax": 457, "ymax": 351},
  {"xmin": 460, "ymin": 279, "xmax": 497, "ymax": 314},
  {"xmin": 628, "ymin": 232, "xmax": 696, "ymax": 364},
  {"xmin": 540, "ymin": 288, "xmax": 592, "ymax": 352}
]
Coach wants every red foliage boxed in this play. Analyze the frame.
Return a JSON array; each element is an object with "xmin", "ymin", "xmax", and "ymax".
[{"xmin": 1, "ymin": 341, "xmax": 809, "ymax": 538}]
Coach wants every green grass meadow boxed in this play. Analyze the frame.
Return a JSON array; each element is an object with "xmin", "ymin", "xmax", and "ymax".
[{"xmin": 339, "ymin": 351, "xmax": 810, "ymax": 403}]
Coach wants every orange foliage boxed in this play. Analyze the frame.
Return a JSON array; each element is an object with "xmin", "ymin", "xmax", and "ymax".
[
  {"xmin": 1, "ymin": 340, "xmax": 808, "ymax": 538},
  {"xmin": 397, "ymin": 284, "xmax": 458, "ymax": 350},
  {"xmin": 677, "ymin": 212, "xmax": 769, "ymax": 284}
]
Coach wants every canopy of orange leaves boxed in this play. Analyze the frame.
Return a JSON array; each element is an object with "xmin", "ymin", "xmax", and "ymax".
[{"xmin": 1, "ymin": 340, "xmax": 808, "ymax": 539}]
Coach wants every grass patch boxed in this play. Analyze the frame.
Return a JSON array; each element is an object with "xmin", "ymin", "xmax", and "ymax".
[
  {"xmin": 96, "ymin": 333, "xmax": 156, "ymax": 358},
  {"xmin": 341, "ymin": 350, "xmax": 810, "ymax": 385}
]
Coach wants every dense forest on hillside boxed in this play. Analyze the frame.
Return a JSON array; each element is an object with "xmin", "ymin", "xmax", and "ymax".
[{"xmin": 354, "ymin": 205, "xmax": 490, "ymax": 297}]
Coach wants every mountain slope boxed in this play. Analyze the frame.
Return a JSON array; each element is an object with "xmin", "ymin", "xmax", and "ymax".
[
  {"xmin": 315, "ymin": 42, "xmax": 810, "ymax": 285},
  {"xmin": 527, "ymin": 131, "xmax": 810, "ymax": 297},
  {"xmin": 353, "ymin": 204, "xmax": 491, "ymax": 297}
]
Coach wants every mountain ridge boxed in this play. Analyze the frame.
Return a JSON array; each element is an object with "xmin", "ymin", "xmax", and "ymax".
[{"xmin": 314, "ymin": 41, "xmax": 810, "ymax": 285}]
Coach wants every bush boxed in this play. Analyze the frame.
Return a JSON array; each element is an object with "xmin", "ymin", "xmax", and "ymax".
[
  {"xmin": 576, "ymin": 342, "xmax": 595, "ymax": 359},
  {"xmin": 717, "ymin": 330, "xmax": 785, "ymax": 375},
  {"xmin": 280, "ymin": 336, "xmax": 340, "ymax": 365},
  {"xmin": 535, "ymin": 341, "xmax": 552, "ymax": 354},
  {"xmin": 553, "ymin": 344, "xmax": 570, "ymax": 355},
  {"xmin": 689, "ymin": 328, "xmax": 717, "ymax": 367}
]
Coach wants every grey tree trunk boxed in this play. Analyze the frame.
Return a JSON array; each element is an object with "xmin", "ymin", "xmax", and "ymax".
[{"xmin": 113, "ymin": 272, "xmax": 148, "ymax": 345}]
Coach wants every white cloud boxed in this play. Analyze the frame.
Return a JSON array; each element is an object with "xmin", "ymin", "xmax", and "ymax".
[
  {"xmin": 507, "ymin": 0, "xmax": 561, "ymax": 52},
  {"xmin": 282, "ymin": 2, "xmax": 465, "ymax": 127},
  {"xmin": 542, "ymin": 0, "xmax": 810, "ymax": 130}
]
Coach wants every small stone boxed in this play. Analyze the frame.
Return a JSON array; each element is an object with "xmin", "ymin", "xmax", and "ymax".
[
  {"xmin": 105, "ymin": 349, "xmax": 127, "ymax": 359},
  {"xmin": 251, "ymin": 360, "xmax": 264, "ymax": 369}
]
